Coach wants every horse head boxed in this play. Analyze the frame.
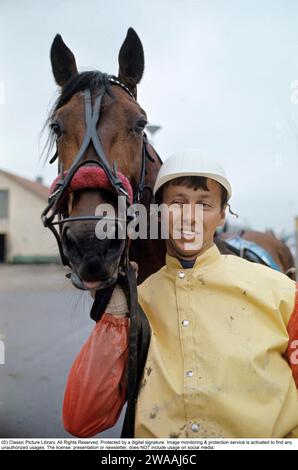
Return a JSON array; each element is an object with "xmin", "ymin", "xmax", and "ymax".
[{"xmin": 43, "ymin": 28, "xmax": 161, "ymax": 290}]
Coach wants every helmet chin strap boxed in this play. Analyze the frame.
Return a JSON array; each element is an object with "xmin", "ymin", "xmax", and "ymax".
[{"xmin": 227, "ymin": 203, "xmax": 239, "ymax": 218}]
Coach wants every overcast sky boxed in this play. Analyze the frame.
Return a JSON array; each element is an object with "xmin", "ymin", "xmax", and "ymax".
[{"xmin": 0, "ymin": 0, "xmax": 298, "ymax": 237}]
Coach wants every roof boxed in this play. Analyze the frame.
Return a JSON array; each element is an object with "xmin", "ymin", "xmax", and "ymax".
[{"xmin": 0, "ymin": 169, "xmax": 49, "ymax": 200}]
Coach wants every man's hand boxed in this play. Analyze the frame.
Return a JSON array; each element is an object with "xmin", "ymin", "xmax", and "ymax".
[{"xmin": 90, "ymin": 262, "xmax": 138, "ymax": 317}]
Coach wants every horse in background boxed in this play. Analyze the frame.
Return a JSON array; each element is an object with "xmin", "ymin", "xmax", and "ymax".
[{"xmin": 217, "ymin": 228, "xmax": 296, "ymax": 280}]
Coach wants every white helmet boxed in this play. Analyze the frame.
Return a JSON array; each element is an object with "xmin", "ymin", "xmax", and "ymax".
[{"xmin": 153, "ymin": 150, "xmax": 232, "ymax": 200}]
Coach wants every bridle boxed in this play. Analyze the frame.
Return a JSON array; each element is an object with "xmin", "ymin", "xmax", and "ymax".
[
  {"xmin": 42, "ymin": 74, "xmax": 161, "ymax": 437},
  {"xmin": 41, "ymin": 73, "xmax": 158, "ymax": 269}
]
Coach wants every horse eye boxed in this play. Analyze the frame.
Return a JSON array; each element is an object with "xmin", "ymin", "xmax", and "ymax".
[
  {"xmin": 135, "ymin": 119, "xmax": 147, "ymax": 134},
  {"xmin": 50, "ymin": 121, "xmax": 62, "ymax": 138}
]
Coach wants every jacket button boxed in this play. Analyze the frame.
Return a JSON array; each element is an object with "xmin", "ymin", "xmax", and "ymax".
[
  {"xmin": 186, "ymin": 370, "xmax": 194, "ymax": 377},
  {"xmin": 182, "ymin": 320, "xmax": 189, "ymax": 326},
  {"xmin": 191, "ymin": 423, "xmax": 200, "ymax": 432},
  {"xmin": 178, "ymin": 271, "xmax": 185, "ymax": 279}
]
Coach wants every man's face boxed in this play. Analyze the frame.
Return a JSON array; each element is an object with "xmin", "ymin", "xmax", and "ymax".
[{"xmin": 162, "ymin": 179, "xmax": 226, "ymax": 259}]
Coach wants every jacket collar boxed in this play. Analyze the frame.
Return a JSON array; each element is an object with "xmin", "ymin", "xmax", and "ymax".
[{"xmin": 165, "ymin": 243, "xmax": 221, "ymax": 273}]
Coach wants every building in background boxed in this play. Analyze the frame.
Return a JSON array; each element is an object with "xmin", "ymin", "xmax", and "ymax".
[{"xmin": 0, "ymin": 169, "xmax": 59, "ymax": 263}]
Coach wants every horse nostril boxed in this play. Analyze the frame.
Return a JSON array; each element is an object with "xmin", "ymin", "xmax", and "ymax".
[{"xmin": 63, "ymin": 227, "xmax": 78, "ymax": 252}]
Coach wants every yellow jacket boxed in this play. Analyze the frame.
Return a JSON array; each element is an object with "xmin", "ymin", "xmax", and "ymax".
[
  {"xmin": 62, "ymin": 244, "xmax": 298, "ymax": 439},
  {"xmin": 136, "ymin": 244, "xmax": 298, "ymax": 438}
]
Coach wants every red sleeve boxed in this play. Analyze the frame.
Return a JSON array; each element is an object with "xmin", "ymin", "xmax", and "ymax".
[
  {"xmin": 63, "ymin": 313, "xmax": 129, "ymax": 437},
  {"xmin": 286, "ymin": 283, "xmax": 298, "ymax": 388}
]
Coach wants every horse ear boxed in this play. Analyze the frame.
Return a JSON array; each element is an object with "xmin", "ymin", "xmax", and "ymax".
[
  {"xmin": 50, "ymin": 34, "xmax": 78, "ymax": 87},
  {"xmin": 118, "ymin": 28, "xmax": 144, "ymax": 96}
]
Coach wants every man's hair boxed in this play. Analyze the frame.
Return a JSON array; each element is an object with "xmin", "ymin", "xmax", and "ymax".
[{"xmin": 155, "ymin": 176, "xmax": 228, "ymax": 210}]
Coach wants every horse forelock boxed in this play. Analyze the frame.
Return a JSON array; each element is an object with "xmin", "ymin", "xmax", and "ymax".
[{"xmin": 42, "ymin": 71, "xmax": 116, "ymax": 162}]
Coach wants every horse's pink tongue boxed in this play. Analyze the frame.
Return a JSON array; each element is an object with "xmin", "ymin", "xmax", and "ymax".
[{"xmin": 83, "ymin": 280, "xmax": 101, "ymax": 289}]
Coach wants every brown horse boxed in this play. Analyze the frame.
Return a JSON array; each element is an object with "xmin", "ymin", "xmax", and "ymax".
[
  {"xmin": 218, "ymin": 230, "xmax": 296, "ymax": 280},
  {"xmin": 46, "ymin": 28, "xmax": 165, "ymax": 287},
  {"xmin": 45, "ymin": 28, "xmax": 295, "ymax": 288}
]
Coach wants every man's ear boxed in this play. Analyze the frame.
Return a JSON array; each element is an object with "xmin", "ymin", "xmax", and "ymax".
[
  {"xmin": 118, "ymin": 28, "xmax": 144, "ymax": 98},
  {"xmin": 218, "ymin": 205, "xmax": 227, "ymax": 227},
  {"xmin": 50, "ymin": 34, "xmax": 78, "ymax": 87}
]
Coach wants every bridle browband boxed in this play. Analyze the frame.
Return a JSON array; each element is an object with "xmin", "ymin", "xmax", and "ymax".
[{"xmin": 41, "ymin": 73, "xmax": 159, "ymax": 268}]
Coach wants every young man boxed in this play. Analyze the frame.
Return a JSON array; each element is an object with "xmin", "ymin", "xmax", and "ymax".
[{"xmin": 63, "ymin": 150, "xmax": 298, "ymax": 438}]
